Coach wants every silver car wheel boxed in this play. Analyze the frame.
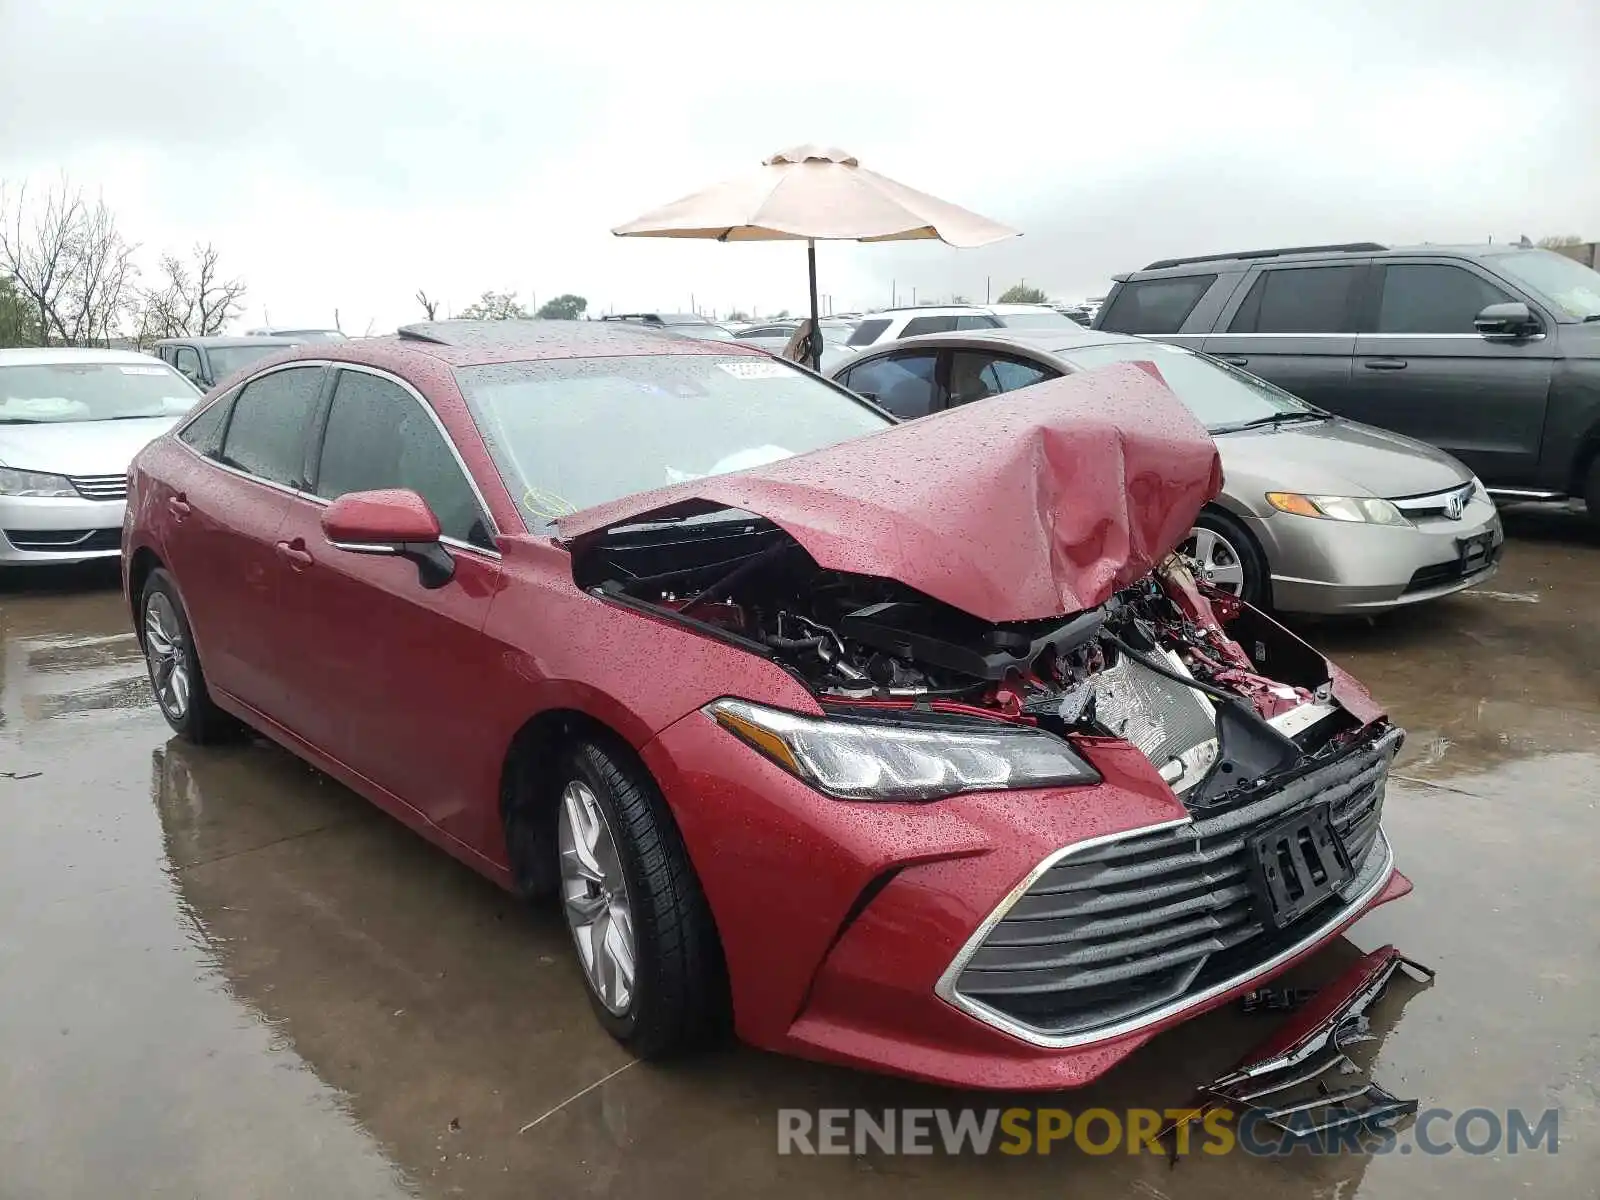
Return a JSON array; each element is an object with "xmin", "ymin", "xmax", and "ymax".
[
  {"xmin": 143, "ymin": 592, "xmax": 191, "ymax": 720},
  {"xmin": 558, "ymin": 779, "xmax": 636, "ymax": 1016},
  {"xmin": 1185, "ymin": 526, "xmax": 1246, "ymax": 594}
]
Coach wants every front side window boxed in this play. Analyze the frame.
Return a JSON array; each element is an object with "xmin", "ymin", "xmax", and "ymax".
[
  {"xmin": 0, "ymin": 361, "xmax": 198, "ymax": 424},
  {"xmin": 1065, "ymin": 341, "xmax": 1315, "ymax": 431},
  {"xmin": 314, "ymin": 370, "xmax": 493, "ymax": 550},
  {"xmin": 1098, "ymin": 275, "xmax": 1215, "ymax": 335},
  {"xmin": 954, "ymin": 314, "xmax": 1003, "ymax": 330},
  {"xmin": 455, "ymin": 354, "xmax": 892, "ymax": 526},
  {"xmin": 1376, "ymin": 264, "xmax": 1511, "ymax": 333},
  {"xmin": 947, "ymin": 351, "xmax": 1056, "ymax": 407},
  {"xmin": 219, "ymin": 366, "xmax": 324, "ymax": 487},
  {"xmin": 178, "ymin": 393, "xmax": 235, "ymax": 456},
  {"xmin": 1229, "ymin": 265, "xmax": 1361, "ymax": 333},
  {"xmin": 840, "ymin": 352, "xmax": 941, "ymax": 418},
  {"xmin": 173, "ymin": 346, "xmax": 203, "ymax": 383}
]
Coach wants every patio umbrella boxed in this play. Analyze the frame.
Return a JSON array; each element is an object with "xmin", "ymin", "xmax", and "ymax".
[{"xmin": 611, "ymin": 145, "xmax": 1019, "ymax": 369}]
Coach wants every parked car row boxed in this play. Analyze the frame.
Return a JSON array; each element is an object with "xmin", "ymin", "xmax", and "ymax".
[{"xmin": 1094, "ymin": 241, "xmax": 1600, "ymax": 521}]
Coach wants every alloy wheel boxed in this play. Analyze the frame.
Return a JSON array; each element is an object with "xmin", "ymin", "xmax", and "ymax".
[
  {"xmin": 144, "ymin": 592, "xmax": 192, "ymax": 720},
  {"xmin": 558, "ymin": 779, "xmax": 637, "ymax": 1015},
  {"xmin": 1184, "ymin": 526, "xmax": 1246, "ymax": 594}
]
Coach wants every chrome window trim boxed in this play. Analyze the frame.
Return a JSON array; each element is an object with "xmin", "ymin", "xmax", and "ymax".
[
  {"xmin": 933, "ymin": 824, "xmax": 1396, "ymax": 1049},
  {"xmin": 1164, "ymin": 331, "xmax": 1546, "ymax": 342},
  {"xmin": 171, "ymin": 359, "xmax": 503, "ymax": 562}
]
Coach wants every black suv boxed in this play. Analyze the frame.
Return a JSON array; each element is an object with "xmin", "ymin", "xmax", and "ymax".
[{"xmin": 1096, "ymin": 242, "xmax": 1600, "ymax": 520}]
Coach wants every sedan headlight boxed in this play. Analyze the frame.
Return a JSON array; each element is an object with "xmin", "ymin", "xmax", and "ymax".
[
  {"xmin": 706, "ymin": 698, "xmax": 1100, "ymax": 802},
  {"xmin": 0, "ymin": 466, "xmax": 76, "ymax": 498},
  {"xmin": 1265, "ymin": 491, "xmax": 1410, "ymax": 527}
]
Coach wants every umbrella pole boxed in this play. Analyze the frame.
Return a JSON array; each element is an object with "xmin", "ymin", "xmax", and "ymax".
[{"xmin": 807, "ymin": 239, "xmax": 821, "ymax": 371}]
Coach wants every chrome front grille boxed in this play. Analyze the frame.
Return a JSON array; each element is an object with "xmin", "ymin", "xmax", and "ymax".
[
  {"xmin": 945, "ymin": 726, "xmax": 1401, "ymax": 1043},
  {"xmin": 69, "ymin": 473, "xmax": 128, "ymax": 501},
  {"xmin": 1392, "ymin": 482, "xmax": 1474, "ymax": 521}
]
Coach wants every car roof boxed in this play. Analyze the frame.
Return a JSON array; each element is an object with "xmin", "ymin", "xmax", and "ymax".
[
  {"xmin": 153, "ymin": 335, "xmax": 302, "ymax": 347},
  {"xmin": 274, "ymin": 319, "xmax": 770, "ymax": 371},
  {"xmin": 836, "ymin": 326, "xmax": 1142, "ymax": 364},
  {"xmin": 1132, "ymin": 241, "xmax": 1521, "ymax": 275},
  {"xmin": 0, "ymin": 347, "xmax": 169, "ymax": 367},
  {"xmin": 868, "ymin": 305, "xmax": 988, "ymax": 318}
]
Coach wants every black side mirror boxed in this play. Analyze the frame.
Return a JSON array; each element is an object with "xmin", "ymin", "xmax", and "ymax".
[{"xmin": 1475, "ymin": 301, "xmax": 1541, "ymax": 340}]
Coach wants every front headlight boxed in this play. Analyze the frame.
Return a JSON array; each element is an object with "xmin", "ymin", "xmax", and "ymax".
[
  {"xmin": 1265, "ymin": 491, "xmax": 1410, "ymax": 526},
  {"xmin": 0, "ymin": 466, "xmax": 76, "ymax": 498},
  {"xmin": 706, "ymin": 698, "xmax": 1100, "ymax": 802}
]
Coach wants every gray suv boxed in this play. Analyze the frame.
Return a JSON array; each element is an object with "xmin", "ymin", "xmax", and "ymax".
[{"xmin": 1095, "ymin": 242, "xmax": 1600, "ymax": 521}]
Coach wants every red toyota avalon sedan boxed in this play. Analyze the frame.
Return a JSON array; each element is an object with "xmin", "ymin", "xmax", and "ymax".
[{"xmin": 122, "ymin": 321, "xmax": 1410, "ymax": 1089}]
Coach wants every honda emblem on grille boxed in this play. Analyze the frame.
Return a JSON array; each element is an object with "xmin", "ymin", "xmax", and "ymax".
[{"xmin": 1444, "ymin": 489, "xmax": 1467, "ymax": 520}]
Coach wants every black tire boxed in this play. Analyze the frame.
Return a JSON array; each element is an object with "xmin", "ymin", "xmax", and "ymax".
[
  {"xmin": 556, "ymin": 738, "xmax": 726, "ymax": 1057},
  {"xmin": 1185, "ymin": 507, "xmax": 1270, "ymax": 609},
  {"xmin": 1585, "ymin": 457, "xmax": 1600, "ymax": 530},
  {"xmin": 139, "ymin": 568, "xmax": 235, "ymax": 743}
]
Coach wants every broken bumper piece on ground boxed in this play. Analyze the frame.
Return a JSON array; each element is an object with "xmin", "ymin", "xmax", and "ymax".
[{"xmin": 1160, "ymin": 946, "xmax": 1435, "ymax": 1156}]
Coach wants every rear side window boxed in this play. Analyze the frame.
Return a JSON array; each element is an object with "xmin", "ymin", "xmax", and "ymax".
[
  {"xmin": 219, "ymin": 366, "xmax": 324, "ymax": 487},
  {"xmin": 838, "ymin": 352, "xmax": 941, "ymax": 418},
  {"xmin": 846, "ymin": 318, "xmax": 892, "ymax": 347},
  {"xmin": 1229, "ymin": 266, "xmax": 1361, "ymax": 333},
  {"xmin": 955, "ymin": 314, "xmax": 1002, "ymax": 330},
  {"xmin": 178, "ymin": 394, "xmax": 234, "ymax": 456},
  {"xmin": 1376, "ymin": 264, "xmax": 1511, "ymax": 333},
  {"xmin": 314, "ymin": 369, "xmax": 493, "ymax": 549},
  {"xmin": 900, "ymin": 315, "xmax": 959, "ymax": 337},
  {"xmin": 947, "ymin": 351, "xmax": 1056, "ymax": 407},
  {"xmin": 1098, "ymin": 275, "xmax": 1215, "ymax": 334}
]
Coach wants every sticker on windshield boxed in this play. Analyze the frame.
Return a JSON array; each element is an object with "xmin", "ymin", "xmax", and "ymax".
[
  {"xmin": 715, "ymin": 360, "xmax": 790, "ymax": 380},
  {"xmin": 120, "ymin": 365, "xmax": 168, "ymax": 375}
]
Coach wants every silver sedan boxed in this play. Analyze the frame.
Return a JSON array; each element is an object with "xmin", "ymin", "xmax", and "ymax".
[
  {"xmin": 0, "ymin": 348, "xmax": 201, "ymax": 566},
  {"xmin": 828, "ymin": 328, "xmax": 1503, "ymax": 614}
]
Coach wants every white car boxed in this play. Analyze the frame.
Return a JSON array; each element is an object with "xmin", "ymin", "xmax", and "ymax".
[
  {"xmin": 984, "ymin": 303, "xmax": 1086, "ymax": 330},
  {"xmin": 842, "ymin": 306, "xmax": 1004, "ymax": 350},
  {"xmin": 0, "ymin": 348, "xmax": 201, "ymax": 565}
]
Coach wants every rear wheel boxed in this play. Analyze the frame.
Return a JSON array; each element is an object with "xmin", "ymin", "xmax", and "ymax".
[
  {"xmin": 1182, "ymin": 508, "xmax": 1269, "ymax": 608},
  {"xmin": 1584, "ymin": 458, "xmax": 1600, "ymax": 530},
  {"xmin": 139, "ymin": 569, "xmax": 234, "ymax": 743},
  {"xmin": 554, "ymin": 738, "xmax": 726, "ymax": 1057}
]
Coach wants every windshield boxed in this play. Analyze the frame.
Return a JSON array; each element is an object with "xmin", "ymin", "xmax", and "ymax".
[
  {"xmin": 1064, "ymin": 342, "xmax": 1315, "ymax": 431},
  {"xmin": 1484, "ymin": 249, "xmax": 1600, "ymax": 320},
  {"xmin": 207, "ymin": 344, "xmax": 291, "ymax": 378},
  {"xmin": 0, "ymin": 362, "xmax": 199, "ymax": 424},
  {"xmin": 456, "ymin": 354, "xmax": 892, "ymax": 525},
  {"xmin": 997, "ymin": 311, "xmax": 1080, "ymax": 329}
]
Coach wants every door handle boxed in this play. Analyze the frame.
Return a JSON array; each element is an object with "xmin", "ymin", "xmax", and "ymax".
[
  {"xmin": 275, "ymin": 539, "xmax": 314, "ymax": 569},
  {"xmin": 167, "ymin": 493, "xmax": 191, "ymax": 518},
  {"xmin": 1220, "ymin": 355, "xmax": 1249, "ymax": 366},
  {"xmin": 1364, "ymin": 358, "xmax": 1408, "ymax": 371}
]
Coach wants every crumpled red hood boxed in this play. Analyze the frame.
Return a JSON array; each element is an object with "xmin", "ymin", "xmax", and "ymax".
[{"xmin": 558, "ymin": 362, "xmax": 1223, "ymax": 623}]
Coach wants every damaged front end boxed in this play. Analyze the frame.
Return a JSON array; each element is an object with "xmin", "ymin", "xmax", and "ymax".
[{"xmin": 561, "ymin": 364, "xmax": 1406, "ymax": 1046}]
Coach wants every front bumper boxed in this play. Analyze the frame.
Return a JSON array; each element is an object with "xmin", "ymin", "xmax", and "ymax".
[
  {"xmin": 0, "ymin": 494, "xmax": 126, "ymax": 565},
  {"xmin": 643, "ymin": 711, "xmax": 1410, "ymax": 1091},
  {"xmin": 1242, "ymin": 494, "xmax": 1503, "ymax": 614}
]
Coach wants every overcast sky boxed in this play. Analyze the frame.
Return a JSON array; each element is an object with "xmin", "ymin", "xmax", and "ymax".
[{"xmin": 3, "ymin": 0, "xmax": 1597, "ymax": 331}]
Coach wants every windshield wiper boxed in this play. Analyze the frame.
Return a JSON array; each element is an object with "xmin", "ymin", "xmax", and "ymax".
[
  {"xmin": 1581, "ymin": 313, "xmax": 1600, "ymax": 323},
  {"xmin": 0, "ymin": 417, "xmax": 48, "ymax": 424},
  {"xmin": 1217, "ymin": 411, "xmax": 1328, "ymax": 433}
]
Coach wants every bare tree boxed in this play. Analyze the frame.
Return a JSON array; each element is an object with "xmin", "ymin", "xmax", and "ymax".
[
  {"xmin": 415, "ymin": 289, "xmax": 440, "ymax": 320},
  {"xmin": 0, "ymin": 177, "xmax": 139, "ymax": 346},
  {"xmin": 1537, "ymin": 234, "xmax": 1584, "ymax": 250},
  {"xmin": 138, "ymin": 243, "xmax": 248, "ymax": 341}
]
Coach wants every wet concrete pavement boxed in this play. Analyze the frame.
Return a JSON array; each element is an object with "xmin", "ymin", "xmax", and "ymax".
[{"xmin": 2, "ymin": 509, "xmax": 1596, "ymax": 1199}]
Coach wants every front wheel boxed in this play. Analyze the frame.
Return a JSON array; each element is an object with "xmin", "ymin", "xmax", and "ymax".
[
  {"xmin": 1182, "ymin": 508, "xmax": 1269, "ymax": 608},
  {"xmin": 555, "ymin": 739, "xmax": 726, "ymax": 1057}
]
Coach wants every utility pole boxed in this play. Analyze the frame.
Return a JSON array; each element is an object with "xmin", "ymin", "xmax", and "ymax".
[
  {"xmin": 912, "ymin": 286, "xmax": 917, "ymax": 306},
  {"xmin": 986, "ymin": 276, "xmax": 991, "ymax": 304}
]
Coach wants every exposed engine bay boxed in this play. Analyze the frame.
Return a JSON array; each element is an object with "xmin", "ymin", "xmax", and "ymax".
[{"xmin": 576, "ymin": 513, "xmax": 1375, "ymax": 806}]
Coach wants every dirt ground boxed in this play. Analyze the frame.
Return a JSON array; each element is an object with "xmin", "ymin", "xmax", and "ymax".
[{"xmin": 2, "ymin": 505, "xmax": 1596, "ymax": 1199}]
